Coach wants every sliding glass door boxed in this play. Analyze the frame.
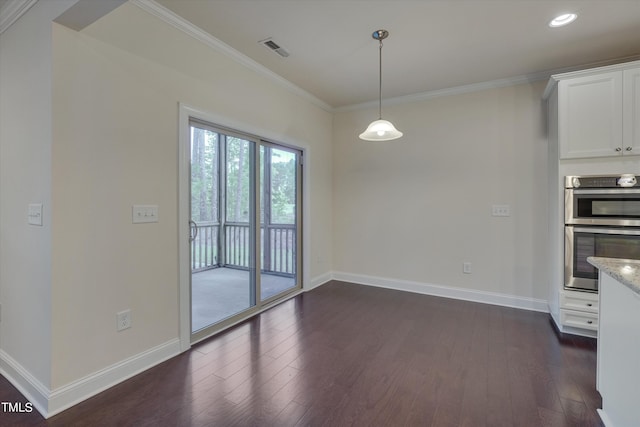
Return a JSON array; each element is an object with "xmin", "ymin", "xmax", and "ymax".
[
  {"xmin": 189, "ymin": 119, "xmax": 301, "ymax": 340},
  {"xmin": 260, "ymin": 145, "xmax": 299, "ymax": 301}
]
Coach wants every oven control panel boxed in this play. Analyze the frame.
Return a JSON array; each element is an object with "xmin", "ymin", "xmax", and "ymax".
[{"xmin": 566, "ymin": 174, "xmax": 640, "ymax": 189}]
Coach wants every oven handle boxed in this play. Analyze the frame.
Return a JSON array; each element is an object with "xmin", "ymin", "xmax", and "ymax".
[
  {"xmin": 571, "ymin": 226, "xmax": 640, "ymax": 236},
  {"xmin": 567, "ymin": 218, "xmax": 640, "ymax": 227},
  {"xmin": 571, "ymin": 188, "xmax": 640, "ymax": 194}
]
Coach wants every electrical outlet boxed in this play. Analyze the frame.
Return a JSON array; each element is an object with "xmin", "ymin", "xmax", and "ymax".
[
  {"xmin": 463, "ymin": 262, "xmax": 472, "ymax": 274},
  {"xmin": 116, "ymin": 309, "xmax": 131, "ymax": 331}
]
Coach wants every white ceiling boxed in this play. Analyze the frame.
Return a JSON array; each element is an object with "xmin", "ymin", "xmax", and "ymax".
[
  {"xmin": 6, "ymin": 0, "xmax": 640, "ymax": 108},
  {"xmin": 3, "ymin": 1, "xmax": 640, "ymax": 108},
  {"xmin": 132, "ymin": 1, "xmax": 640, "ymax": 108},
  {"xmin": 13, "ymin": 0, "xmax": 640, "ymax": 108}
]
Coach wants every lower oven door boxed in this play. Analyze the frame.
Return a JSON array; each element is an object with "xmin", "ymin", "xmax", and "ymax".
[{"xmin": 565, "ymin": 226, "xmax": 640, "ymax": 292}]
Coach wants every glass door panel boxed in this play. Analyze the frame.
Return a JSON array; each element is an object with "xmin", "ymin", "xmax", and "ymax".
[
  {"xmin": 223, "ymin": 135, "xmax": 256, "ymax": 311},
  {"xmin": 190, "ymin": 126, "xmax": 219, "ymax": 272},
  {"xmin": 190, "ymin": 124, "xmax": 256, "ymax": 334},
  {"xmin": 260, "ymin": 145, "xmax": 299, "ymax": 301}
]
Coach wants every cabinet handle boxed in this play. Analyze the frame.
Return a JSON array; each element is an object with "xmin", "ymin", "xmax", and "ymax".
[
  {"xmin": 616, "ymin": 147, "xmax": 622, "ymax": 152},
  {"xmin": 626, "ymin": 147, "xmax": 633, "ymax": 151}
]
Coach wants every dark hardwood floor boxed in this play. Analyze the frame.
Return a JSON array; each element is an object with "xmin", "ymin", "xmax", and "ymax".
[{"xmin": 1, "ymin": 281, "xmax": 602, "ymax": 426}]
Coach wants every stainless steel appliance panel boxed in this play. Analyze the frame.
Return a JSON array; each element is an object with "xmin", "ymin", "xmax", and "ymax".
[
  {"xmin": 565, "ymin": 226, "xmax": 640, "ymax": 292},
  {"xmin": 565, "ymin": 188, "xmax": 640, "ymax": 226},
  {"xmin": 564, "ymin": 174, "xmax": 640, "ymax": 292}
]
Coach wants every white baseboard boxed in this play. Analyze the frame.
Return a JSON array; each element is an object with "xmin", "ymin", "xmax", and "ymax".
[
  {"xmin": 332, "ymin": 271, "xmax": 549, "ymax": 313},
  {"xmin": 1, "ymin": 338, "xmax": 181, "ymax": 418},
  {"xmin": 561, "ymin": 325, "xmax": 597, "ymax": 339},
  {"xmin": 0, "ymin": 349, "xmax": 51, "ymax": 417},
  {"xmin": 597, "ymin": 409, "xmax": 613, "ymax": 427},
  {"xmin": 549, "ymin": 309, "xmax": 561, "ymax": 328},
  {"xmin": 305, "ymin": 272, "xmax": 332, "ymax": 291},
  {"xmin": 47, "ymin": 338, "xmax": 181, "ymax": 417}
]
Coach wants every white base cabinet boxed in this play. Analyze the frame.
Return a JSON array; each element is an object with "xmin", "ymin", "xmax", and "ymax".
[
  {"xmin": 597, "ymin": 272, "xmax": 640, "ymax": 427},
  {"xmin": 559, "ymin": 289, "xmax": 599, "ymax": 334}
]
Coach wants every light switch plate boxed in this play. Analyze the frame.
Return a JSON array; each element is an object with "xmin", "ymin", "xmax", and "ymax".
[
  {"xmin": 28, "ymin": 203, "xmax": 43, "ymax": 226},
  {"xmin": 491, "ymin": 204, "xmax": 511, "ymax": 217},
  {"xmin": 132, "ymin": 205, "xmax": 159, "ymax": 223}
]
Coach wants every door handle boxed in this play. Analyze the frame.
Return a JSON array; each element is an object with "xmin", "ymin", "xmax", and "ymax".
[{"xmin": 189, "ymin": 220, "xmax": 198, "ymax": 242}]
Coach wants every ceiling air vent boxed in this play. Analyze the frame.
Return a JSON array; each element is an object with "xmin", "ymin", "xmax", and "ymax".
[{"xmin": 259, "ymin": 38, "xmax": 290, "ymax": 58}]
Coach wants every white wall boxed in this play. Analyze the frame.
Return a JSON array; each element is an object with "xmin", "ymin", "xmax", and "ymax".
[
  {"xmin": 0, "ymin": 0, "xmax": 560, "ymax": 414},
  {"xmin": 333, "ymin": 82, "xmax": 549, "ymax": 304},
  {"xmin": 50, "ymin": 3, "xmax": 333, "ymax": 389},
  {"xmin": 0, "ymin": 0, "xmax": 78, "ymax": 397}
]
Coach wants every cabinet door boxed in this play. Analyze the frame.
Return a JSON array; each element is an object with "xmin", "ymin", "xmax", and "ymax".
[
  {"xmin": 598, "ymin": 272, "xmax": 640, "ymax": 426},
  {"xmin": 559, "ymin": 72, "xmax": 623, "ymax": 159},
  {"xmin": 623, "ymin": 67, "xmax": 640, "ymax": 155}
]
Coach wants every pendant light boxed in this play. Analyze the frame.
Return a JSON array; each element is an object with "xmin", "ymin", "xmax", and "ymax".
[{"xmin": 359, "ymin": 29, "xmax": 403, "ymax": 141}]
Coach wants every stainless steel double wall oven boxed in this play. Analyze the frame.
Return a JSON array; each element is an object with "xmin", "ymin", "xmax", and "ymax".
[{"xmin": 565, "ymin": 174, "xmax": 640, "ymax": 292}]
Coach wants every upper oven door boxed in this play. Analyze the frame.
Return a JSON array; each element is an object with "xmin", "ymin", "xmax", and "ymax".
[{"xmin": 565, "ymin": 188, "xmax": 640, "ymax": 226}]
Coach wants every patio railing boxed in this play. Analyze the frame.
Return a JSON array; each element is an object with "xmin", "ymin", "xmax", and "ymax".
[
  {"xmin": 191, "ymin": 222, "xmax": 295, "ymax": 276},
  {"xmin": 191, "ymin": 222, "xmax": 219, "ymax": 271}
]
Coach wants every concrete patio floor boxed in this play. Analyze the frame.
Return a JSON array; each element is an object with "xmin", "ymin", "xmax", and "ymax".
[{"xmin": 191, "ymin": 267, "xmax": 296, "ymax": 332}]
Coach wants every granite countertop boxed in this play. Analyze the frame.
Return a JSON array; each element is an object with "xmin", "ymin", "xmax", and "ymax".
[{"xmin": 588, "ymin": 257, "xmax": 640, "ymax": 296}]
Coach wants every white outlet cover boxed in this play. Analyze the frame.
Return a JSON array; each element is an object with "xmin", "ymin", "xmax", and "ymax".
[
  {"xmin": 116, "ymin": 310, "xmax": 131, "ymax": 331},
  {"xmin": 463, "ymin": 262, "xmax": 472, "ymax": 274},
  {"xmin": 28, "ymin": 203, "xmax": 43, "ymax": 226}
]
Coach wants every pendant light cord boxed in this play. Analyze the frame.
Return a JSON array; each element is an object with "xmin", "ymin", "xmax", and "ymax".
[{"xmin": 378, "ymin": 39, "xmax": 383, "ymax": 120}]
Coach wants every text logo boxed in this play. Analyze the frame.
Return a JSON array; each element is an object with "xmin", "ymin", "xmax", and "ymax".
[{"xmin": 1, "ymin": 402, "xmax": 33, "ymax": 413}]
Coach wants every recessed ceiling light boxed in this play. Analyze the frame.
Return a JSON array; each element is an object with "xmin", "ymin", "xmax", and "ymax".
[{"xmin": 549, "ymin": 13, "xmax": 577, "ymax": 28}]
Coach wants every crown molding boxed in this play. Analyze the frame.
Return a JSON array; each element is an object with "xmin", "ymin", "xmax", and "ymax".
[
  {"xmin": 0, "ymin": 0, "xmax": 37, "ymax": 34},
  {"xmin": 542, "ymin": 55, "xmax": 640, "ymax": 99},
  {"xmin": 334, "ymin": 73, "xmax": 551, "ymax": 113},
  {"xmin": 130, "ymin": 0, "xmax": 332, "ymax": 113},
  {"xmin": 338, "ymin": 54, "xmax": 640, "ymax": 113}
]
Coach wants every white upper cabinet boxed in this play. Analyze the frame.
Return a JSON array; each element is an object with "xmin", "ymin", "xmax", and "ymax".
[
  {"xmin": 623, "ymin": 67, "xmax": 640, "ymax": 155},
  {"xmin": 548, "ymin": 62, "xmax": 640, "ymax": 160},
  {"xmin": 558, "ymin": 71, "xmax": 623, "ymax": 159}
]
